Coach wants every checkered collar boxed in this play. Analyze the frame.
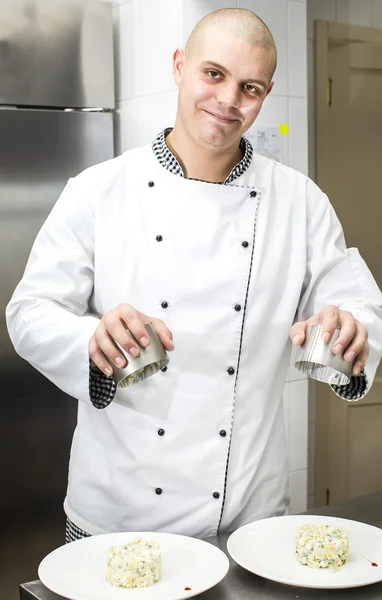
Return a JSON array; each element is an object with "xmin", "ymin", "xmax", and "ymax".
[{"xmin": 151, "ymin": 127, "xmax": 253, "ymax": 184}]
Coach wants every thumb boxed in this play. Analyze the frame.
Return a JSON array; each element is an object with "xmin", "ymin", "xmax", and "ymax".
[{"xmin": 290, "ymin": 320, "xmax": 308, "ymax": 346}]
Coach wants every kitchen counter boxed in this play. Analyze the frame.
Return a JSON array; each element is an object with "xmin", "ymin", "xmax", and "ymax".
[{"xmin": 20, "ymin": 491, "xmax": 382, "ymax": 600}]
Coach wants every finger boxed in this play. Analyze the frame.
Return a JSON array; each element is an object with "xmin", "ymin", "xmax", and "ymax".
[
  {"xmin": 332, "ymin": 312, "xmax": 358, "ymax": 356},
  {"xmin": 150, "ymin": 317, "xmax": 175, "ymax": 351},
  {"xmin": 289, "ymin": 321, "xmax": 307, "ymax": 346},
  {"xmin": 89, "ymin": 336, "xmax": 114, "ymax": 376},
  {"xmin": 94, "ymin": 325, "xmax": 128, "ymax": 368},
  {"xmin": 353, "ymin": 342, "xmax": 369, "ymax": 375},
  {"xmin": 320, "ymin": 306, "xmax": 341, "ymax": 343},
  {"xmin": 290, "ymin": 312, "xmax": 323, "ymax": 345},
  {"xmin": 341, "ymin": 323, "xmax": 368, "ymax": 362},
  {"xmin": 104, "ymin": 313, "xmax": 143, "ymax": 357},
  {"xmin": 306, "ymin": 313, "xmax": 322, "ymax": 327},
  {"xmin": 119, "ymin": 305, "xmax": 151, "ymax": 348}
]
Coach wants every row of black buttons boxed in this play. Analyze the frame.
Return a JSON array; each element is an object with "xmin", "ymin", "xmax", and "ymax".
[
  {"xmin": 160, "ymin": 301, "xmax": 241, "ymax": 313},
  {"xmin": 161, "ymin": 360, "xmax": 235, "ymax": 376},
  {"xmin": 154, "ymin": 487, "xmax": 220, "ymax": 499},
  {"xmin": 156, "ymin": 234, "xmax": 250, "ymax": 250},
  {"xmin": 148, "ymin": 180, "xmax": 257, "ymax": 198},
  {"xmin": 156, "ymin": 428, "xmax": 227, "ymax": 437}
]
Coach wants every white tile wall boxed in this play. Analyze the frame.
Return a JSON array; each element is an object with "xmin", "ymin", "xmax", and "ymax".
[
  {"xmin": 114, "ymin": 0, "xmax": 310, "ymax": 512},
  {"xmin": 289, "ymin": 380, "xmax": 309, "ymax": 471},
  {"xmin": 308, "ymin": 380, "xmax": 316, "ymax": 422},
  {"xmin": 288, "ymin": 1, "xmax": 308, "ymax": 98},
  {"xmin": 337, "ymin": 0, "xmax": 373, "ymax": 26},
  {"xmin": 141, "ymin": 0, "xmax": 183, "ymax": 96},
  {"xmin": 250, "ymin": 93, "xmax": 289, "ymax": 164},
  {"xmin": 283, "ymin": 383, "xmax": 290, "ymax": 455},
  {"xmin": 182, "ymin": 0, "xmax": 237, "ymax": 42},
  {"xmin": 290, "ymin": 469, "xmax": 308, "ymax": 513},
  {"xmin": 307, "ymin": 0, "xmax": 336, "ymax": 39},
  {"xmin": 114, "ymin": 0, "xmax": 142, "ymax": 101},
  {"xmin": 308, "ymin": 420, "xmax": 315, "ymax": 494},
  {"xmin": 115, "ymin": 90, "xmax": 178, "ymax": 153},
  {"xmin": 238, "ymin": 0, "xmax": 288, "ymax": 96},
  {"xmin": 288, "ymin": 96, "xmax": 308, "ymax": 175}
]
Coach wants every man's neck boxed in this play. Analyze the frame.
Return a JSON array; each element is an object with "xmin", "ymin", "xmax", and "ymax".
[{"xmin": 166, "ymin": 127, "xmax": 242, "ymax": 184}]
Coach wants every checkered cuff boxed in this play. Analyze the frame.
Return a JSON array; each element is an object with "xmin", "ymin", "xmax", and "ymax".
[
  {"xmin": 330, "ymin": 369, "xmax": 368, "ymax": 401},
  {"xmin": 89, "ymin": 362, "xmax": 117, "ymax": 409},
  {"xmin": 65, "ymin": 518, "xmax": 91, "ymax": 543}
]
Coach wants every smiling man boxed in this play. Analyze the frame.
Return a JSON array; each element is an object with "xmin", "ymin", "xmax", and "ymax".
[
  {"xmin": 166, "ymin": 10, "xmax": 275, "ymax": 182},
  {"xmin": 6, "ymin": 9, "xmax": 382, "ymax": 543}
]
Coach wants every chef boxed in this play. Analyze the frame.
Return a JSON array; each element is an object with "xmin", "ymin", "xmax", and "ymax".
[{"xmin": 6, "ymin": 8, "xmax": 382, "ymax": 544}]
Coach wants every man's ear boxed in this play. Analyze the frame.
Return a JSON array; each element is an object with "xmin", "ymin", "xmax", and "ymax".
[
  {"xmin": 172, "ymin": 48, "xmax": 186, "ymax": 86},
  {"xmin": 265, "ymin": 81, "xmax": 274, "ymax": 97}
]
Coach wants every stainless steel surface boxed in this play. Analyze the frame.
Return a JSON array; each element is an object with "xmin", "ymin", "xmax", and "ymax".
[
  {"xmin": 0, "ymin": 0, "xmax": 114, "ymax": 519},
  {"xmin": 110, "ymin": 324, "xmax": 169, "ymax": 387},
  {"xmin": 19, "ymin": 491, "xmax": 382, "ymax": 599},
  {"xmin": 0, "ymin": 107, "xmax": 113, "ymax": 512},
  {"xmin": 0, "ymin": 108, "xmax": 114, "ymax": 405},
  {"xmin": 0, "ymin": 0, "xmax": 114, "ymax": 109},
  {"xmin": 294, "ymin": 325, "xmax": 354, "ymax": 386}
]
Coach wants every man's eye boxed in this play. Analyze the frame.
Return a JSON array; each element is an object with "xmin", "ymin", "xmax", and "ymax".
[
  {"xmin": 208, "ymin": 70, "xmax": 220, "ymax": 79},
  {"xmin": 245, "ymin": 84, "xmax": 259, "ymax": 93}
]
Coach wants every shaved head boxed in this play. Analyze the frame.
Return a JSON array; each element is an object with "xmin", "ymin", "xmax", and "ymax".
[
  {"xmin": 169, "ymin": 7, "xmax": 277, "ymax": 163},
  {"xmin": 185, "ymin": 8, "xmax": 277, "ymax": 79}
]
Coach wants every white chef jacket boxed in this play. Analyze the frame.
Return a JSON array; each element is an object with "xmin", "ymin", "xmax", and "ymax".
[{"xmin": 6, "ymin": 144, "xmax": 382, "ymax": 538}]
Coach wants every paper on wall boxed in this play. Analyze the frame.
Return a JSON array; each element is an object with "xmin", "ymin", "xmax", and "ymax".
[{"xmin": 246, "ymin": 126, "xmax": 283, "ymax": 163}]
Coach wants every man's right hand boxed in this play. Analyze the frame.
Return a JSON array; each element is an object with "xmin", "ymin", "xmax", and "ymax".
[{"xmin": 88, "ymin": 304, "xmax": 174, "ymax": 376}]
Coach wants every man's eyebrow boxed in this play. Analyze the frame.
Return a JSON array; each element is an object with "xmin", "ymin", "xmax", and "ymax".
[{"xmin": 200, "ymin": 61, "xmax": 268, "ymax": 88}]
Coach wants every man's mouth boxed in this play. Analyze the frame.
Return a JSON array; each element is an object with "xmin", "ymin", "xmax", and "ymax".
[{"xmin": 204, "ymin": 110, "xmax": 238, "ymax": 124}]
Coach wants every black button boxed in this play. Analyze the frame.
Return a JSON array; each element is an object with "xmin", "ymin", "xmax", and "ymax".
[
  {"xmin": 219, "ymin": 430, "xmax": 227, "ymax": 437},
  {"xmin": 234, "ymin": 304, "xmax": 242, "ymax": 312},
  {"xmin": 156, "ymin": 235, "xmax": 163, "ymax": 242},
  {"xmin": 227, "ymin": 367, "xmax": 235, "ymax": 375},
  {"xmin": 250, "ymin": 190, "xmax": 257, "ymax": 197},
  {"xmin": 161, "ymin": 301, "xmax": 169, "ymax": 309},
  {"xmin": 148, "ymin": 181, "xmax": 155, "ymax": 187},
  {"xmin": 213, "ymin": 492, "xmax": 220, "ymax": 499},
  {"xmin": 158, "ymin": 429, "xmax": 165, "ymax": 436},
  {"xmin": 241, "ymin": 241, "xmax": 249, "ymax": 248},
  {"xmin": 161, "ymin": 366, "xmax": 167, "ymax": 373},
  {"xmin": 155, "ymin": 487, "xmax": 163, "ymax": 495}
]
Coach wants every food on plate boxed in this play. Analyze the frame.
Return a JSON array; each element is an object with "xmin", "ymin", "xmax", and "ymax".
[
  {"xmin": 106, "ymin": 536, "xmax": 161, "ymax": 588},
  {"xmin": 295, "ymin": 523, "xmax": 350, "ymax": 569}
]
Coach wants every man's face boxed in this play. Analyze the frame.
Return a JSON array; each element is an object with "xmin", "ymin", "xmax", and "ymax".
[{"xmin": 173, "ymin": 28, "xmax": 274, "ymax": 151}]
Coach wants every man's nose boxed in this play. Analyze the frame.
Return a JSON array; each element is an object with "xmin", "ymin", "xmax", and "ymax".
[{"xmin": 216, "ymin": 81, "xmax": 241, "ymax": 109}]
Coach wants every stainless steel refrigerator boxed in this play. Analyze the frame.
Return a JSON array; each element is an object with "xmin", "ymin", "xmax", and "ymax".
[{"xmin": 0, "ymin": 0, "xmax": 114, "ymax": 517}]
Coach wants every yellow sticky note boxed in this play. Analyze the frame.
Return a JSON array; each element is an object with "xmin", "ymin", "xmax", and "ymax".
[{"xmin": 279, "ymin": 124, "xmax": 289, "ymax": 135}]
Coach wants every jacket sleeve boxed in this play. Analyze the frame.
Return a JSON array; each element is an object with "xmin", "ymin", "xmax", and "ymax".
[
  {"xmin": 296, "ymin": 184, "xmax": 382, "ymax": 399},
  {"xmin": 5, "ymin": 178, "xmax": 100, "ymax": 405}
]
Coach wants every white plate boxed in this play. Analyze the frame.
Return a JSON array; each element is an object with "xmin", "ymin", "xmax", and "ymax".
[
  {"xmin": 38, "ymin": 531, "xmax": 229, "ymax": 600},
  {"xmin": 227, "ymin": 515, "xmax": 382, "ymax": 589}
]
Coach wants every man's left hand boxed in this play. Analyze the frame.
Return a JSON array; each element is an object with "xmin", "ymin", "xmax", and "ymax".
[{"xmin": 290, "ymin": 306, "xmax": 368, "ymax": 376}]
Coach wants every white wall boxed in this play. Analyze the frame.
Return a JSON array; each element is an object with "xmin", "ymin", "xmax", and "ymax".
[
  {"xmin": 111, "ymin": 0, "xmax": 310, "ymax": 514},
  {"xmin": 306, "ymin": 0, "xmax": 382, "ymax": 511}
]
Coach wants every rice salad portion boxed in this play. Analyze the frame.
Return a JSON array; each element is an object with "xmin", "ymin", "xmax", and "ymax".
[
  {"xmin": 106, "ymin": 536, "xmax": 161, "ymax": 588},
  {"xmin": 295, "ymin": 523, "xmax": 350, "ymax": 570}
]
